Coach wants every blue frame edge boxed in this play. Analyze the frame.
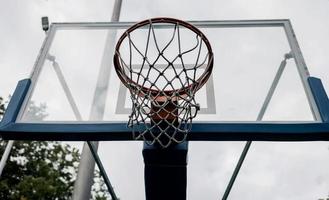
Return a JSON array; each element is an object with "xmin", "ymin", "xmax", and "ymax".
[
  {"xmin": 308, "ymin": 77, "xmax": 329, "ymax": 122},
  {"xmin": 0, "ymin": 122, "xmax": 329, "ymax": 141},
  {"xmin": 0, "ymin": 79, "xmax": 31, "ymax": 127},
  {"xmin": 0, "ymin": 78, "xmax": 329, "ymax": 141}
]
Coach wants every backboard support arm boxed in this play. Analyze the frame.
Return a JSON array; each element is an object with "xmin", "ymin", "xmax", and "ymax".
[
  {"xmin": 222, "ymin": 52, "xmax": 293, "ymax": 200},
  {"xmin": 87, "ymin": 141, "xmax": 119, "ymax": 200},
  {"xmin": 46, "ymin": 55, "xmax": 119, "ymax": 199}
]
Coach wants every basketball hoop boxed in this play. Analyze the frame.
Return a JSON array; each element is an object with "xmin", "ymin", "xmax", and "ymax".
[{"xmin": 113, "ymin": 17, "xmax": 213, "ymax": 147}]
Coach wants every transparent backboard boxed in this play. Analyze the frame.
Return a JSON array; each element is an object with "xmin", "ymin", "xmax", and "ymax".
[
  {"xmin": 16, "ymin": 20, "xmax": 322, "ymax": 124},
  {"xmin": 2, "ymin": 20, "xmax": 327, "ymax": 200}
]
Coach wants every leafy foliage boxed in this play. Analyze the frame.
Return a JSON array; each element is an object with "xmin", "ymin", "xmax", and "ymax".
[
  {"xmin": 92, "ymin": 170, "xmax": 112, "ymax": 200},
  {"xmin": 23, "ymin": 101, "xmax": 48, "ymax": 121},
  {"xmin": 0, "ymin": 141, "xmax": 79, "ymax": 200},
  {"xmin": 0, "ymin": 97, "xmax": 6, "ymax": 120},
  {"xmin": 0, "ymin": 97, "xmax": 111, "ymax": 200}
]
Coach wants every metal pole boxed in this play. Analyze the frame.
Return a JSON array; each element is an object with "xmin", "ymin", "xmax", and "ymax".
[
  {"xmin": 283, "ymin": 21, "xmax": 321, "ymax": 121},
  {"xmin": 87, "ymin": 142, "xmax": 119, "ymax": 200},
  {"xmin": 221, "ymin": 53, "xmax": 292, "ymax": 200},
  {"xmin": 256, "ymin": 52, "xmax": 293, "ymax": 121},
  {"xmin": 46, "ymin": 55, "xmax": 108, "ymax": 200},
  {"xmin": 0, "ymin": 140, "xmax": 14, "ymax": 176},
  {"xmin": 47, "ymin": 55, "xmax": 116, "ymax": 199},
  {"xmin": 72, "ymin": 0, "xmax": 122, "ymax": 199},
  {"xmin": 221, "ymin": 141, "xmax": 251, "ymax": 200},
  {"xmin": 47, "ymin": 54, "xmax": 83, "ymax": 120}
]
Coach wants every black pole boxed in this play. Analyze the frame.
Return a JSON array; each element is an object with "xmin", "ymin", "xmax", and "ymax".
[
  {"xmin": 222, "ymin": 141, "xmax": 252, "ymax": 200},
  {"xmin": 143, "ymin": 142, "xmax": 188, "ymax": 200},
  {"xmin": 87, "ymin": 141, "xmax": 119, "ymax": 200}
]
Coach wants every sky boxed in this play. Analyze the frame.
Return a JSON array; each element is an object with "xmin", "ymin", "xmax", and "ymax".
[{"xmin": 0, "ymin": 0, "xmax": 329, "ymax": 199}]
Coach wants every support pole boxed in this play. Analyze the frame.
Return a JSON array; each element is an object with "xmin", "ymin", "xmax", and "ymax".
[
  {"xmin": 72, "ymin": 0, "xmax": 122, "ymax": 199},
  {"xmin": 143, "ymin": 142, "xmax": 188, "ymax": 200},
  {"xmin": 87, "ymin": 142, "xmax": 118, "ymax": 200},
  {"xmin": 0, "ymin": 140, "xmax": 14, "ymax": 176},
  {"xmin": 221, "ymin": 52, "xmax": 292, "ymax": 200}
]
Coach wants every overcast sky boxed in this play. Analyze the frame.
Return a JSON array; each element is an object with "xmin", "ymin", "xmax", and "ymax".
[{"xmin": 0, "ymin": 0, "xmax": 329, "ymax": 199}]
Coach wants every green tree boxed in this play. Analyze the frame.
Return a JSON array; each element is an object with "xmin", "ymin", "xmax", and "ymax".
[
  {"xmin": 0, "ymin": 97, "xmax": 6, "ymax": 120},
  {"xmin": 0, "ymin": 97, "xmax": 111, "ymax": 200},
  {"xmin": 0, "ymin": 140, "xmax": 80, "ymax": 200}
]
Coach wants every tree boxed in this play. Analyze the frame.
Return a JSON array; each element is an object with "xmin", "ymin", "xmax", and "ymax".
[
  {"xmin": 0, "ymin": 140, "xmax": 80, "ymax": 200},
  {"xmin": 0, "ymin": 97, "xmax": 6, "ymax": 120},
  {"xmin": 0, "ymin": 97, "xmax": 111, "ymax": 200}
]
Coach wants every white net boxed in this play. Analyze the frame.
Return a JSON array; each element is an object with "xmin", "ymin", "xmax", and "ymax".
[{"xmin": 114, "ymin": 19, "xmax": 212, "ymax": 147}]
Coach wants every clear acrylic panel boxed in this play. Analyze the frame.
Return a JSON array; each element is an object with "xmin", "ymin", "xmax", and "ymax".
[{"xmin": 18, "ymin": 22, "xmax": 316, "ymax": 123}]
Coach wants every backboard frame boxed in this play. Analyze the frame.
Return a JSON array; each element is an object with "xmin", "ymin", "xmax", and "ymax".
[{"xmin": 1, "ymin": 19, "xmax": 329, "ymax": 141}]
